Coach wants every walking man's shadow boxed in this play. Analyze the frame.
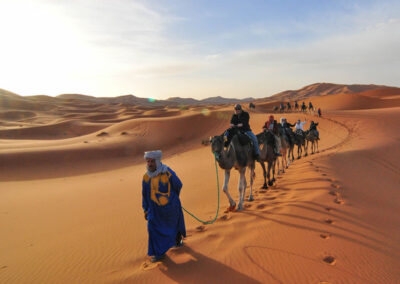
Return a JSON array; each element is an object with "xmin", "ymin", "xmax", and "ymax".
[{"xmin": 159, "ymin": 246, "xmax": 261, "ymax": 283}]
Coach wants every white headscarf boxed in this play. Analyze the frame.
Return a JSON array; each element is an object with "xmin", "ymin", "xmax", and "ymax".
[{"xmin": 144, "ymin": 150, "xmax": 169, "ymax": 178}]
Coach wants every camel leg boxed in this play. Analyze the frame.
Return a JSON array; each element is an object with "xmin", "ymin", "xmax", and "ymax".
[
  {"xmin": 271, "ymin": 160, "xmax": 276, "ymax": 183},
  {"xmin": 222, "ymin": 170, "xmax": 236, "ymax": 210},
  {"xmin": 297, "ymin": 145, "xmax": 301, "ymax": 159},
  {"xmin": 292, "ymin": 146, "xmax": 295, "ymax": 161},
  {"xmin": 276, "ymin": 158, "xmax": 280, "ymax": 175},
  {"xmin": 267, "ymin": 160, "xmax": 275, "ymax": 186},
  {"xmin": 304, "ymin": 141, "xmax": 308, "ymax": 156},
  {"xmin": 237, "ymin": 168, "xmax": 246, "ymax": 211},
  {"xmin": 248, "ymin": 165, "xmax": 255, "ymax": 201},
  {"xmin": 282, "ymin": 149, "xmax": 287, "ymax": 171},
  {"xmin": 260, "ymin": 162, "xmax": 268, "ymax": 189}
]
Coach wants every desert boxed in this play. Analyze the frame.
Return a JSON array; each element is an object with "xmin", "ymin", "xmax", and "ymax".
[{"xmin": 1, "ymin": 83, "xmax": 399, "ymax": 283}]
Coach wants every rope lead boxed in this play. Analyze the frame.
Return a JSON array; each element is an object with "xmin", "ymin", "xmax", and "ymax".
[{"xmin": 182, "ymin": 153, "xmax": 220, "ymax": 224}]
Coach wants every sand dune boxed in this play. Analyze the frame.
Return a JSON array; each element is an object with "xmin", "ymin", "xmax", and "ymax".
[
  {"xmin": 256, "ymin": 87, "xmax": 400, "ymax": 112},
  {"xmin": 0, "ymin": 89, "xmax": 399, "ymax": 283},
  {"xmin": 267, "ymin": 82, "xmax": 392, "ymax": 101}
]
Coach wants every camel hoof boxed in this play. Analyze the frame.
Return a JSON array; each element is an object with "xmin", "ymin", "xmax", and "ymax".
[
  {"xmin": 248, "ymin": 195, "xmax": 254, "ymax": 202},
  {"xmin": 236, "ymin": 205, "xmax": 244, "ymax": 211},
  {"xmin": 227, "ymin": 204, "xmax": 236, "ymax": 212},
  {"xmin": 261, "ymin": 184, "xmax": 268, "ymax": 189},
  {"xmin": 268, "ymin": 181, "xmax": 274, "ymax": 186}
]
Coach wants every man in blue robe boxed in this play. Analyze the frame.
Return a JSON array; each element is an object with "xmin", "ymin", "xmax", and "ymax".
[{"xmin": 142, "ymin": 150, "xmax": 186, "ymax": 263}]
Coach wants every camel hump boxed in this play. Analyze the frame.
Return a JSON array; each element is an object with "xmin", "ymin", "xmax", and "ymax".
[{"xmin": 236, "ymin": 132, "xmax": 252, "ymax": 146}]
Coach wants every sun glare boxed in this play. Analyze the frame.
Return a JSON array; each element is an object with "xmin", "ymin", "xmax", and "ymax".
[{"xmin": 0, "ymin": 1, "xmax": 96, "ymax": 95}]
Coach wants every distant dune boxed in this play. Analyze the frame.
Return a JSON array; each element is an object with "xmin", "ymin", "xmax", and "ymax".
[{"xmin": 266, "ymin": 82, "xmax": 391, "ymax": 101}]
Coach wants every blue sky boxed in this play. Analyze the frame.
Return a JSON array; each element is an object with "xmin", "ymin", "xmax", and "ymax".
[{"xmin": 0, "ymin": 0, "xmax": 399, "ymax": 99}]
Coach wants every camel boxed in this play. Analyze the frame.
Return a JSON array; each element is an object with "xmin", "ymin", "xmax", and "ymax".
[
  {"xmin": 306, "ymin": 130, "xmax": 319, "ymax": 154},
  {"xmin": 256, "ymin": 131, "xmax": 277, "ymax": 189},
  {"xmin": 293, "ymin": 130, "xmax": 307, "ymax": 159},
  {"xmin": 294, "ymin": 102, "xmax": 299, "ymax": 112},
  {"xmin": 210, "ymin": 132, "xmax": 255, "ymax": 211},
  {"xmin": 276, "ymin": 125, "xmax": 291, "ymax": 174},
  {"xmin": 285, "ymin": 130, "xmax": 295, "ymax": 162}
]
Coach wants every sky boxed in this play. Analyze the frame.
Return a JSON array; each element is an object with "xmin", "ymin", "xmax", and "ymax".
[{"xmin": 0, "ymin": 0, "xmax": 399, "ymax": 99}]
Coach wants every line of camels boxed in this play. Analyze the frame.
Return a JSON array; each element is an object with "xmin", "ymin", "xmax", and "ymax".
[
  {"xmin": 210, "ymin": 123, "xmax": 319, "ymax": 211},
  {"xmin": 273, "ymin": 102, "xmax": 318, "ymax": 114}
]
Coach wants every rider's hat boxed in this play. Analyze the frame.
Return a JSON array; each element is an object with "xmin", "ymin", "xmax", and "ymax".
[{"xmin": 234, "ymin": 104, "xmax": 242, "ymax": 110}]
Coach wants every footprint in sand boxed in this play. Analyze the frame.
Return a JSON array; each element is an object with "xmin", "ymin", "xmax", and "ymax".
[
  {"xmin": 329, "ymin": 190, "xmax": 338, "ymax": 196},
  {"xmin": 323, "ymin": 256, "xmax": 336, "ymax": 265},
  {"xmin": 258, "ymin": 190, "xmax": 267, "ymax": 194},
  {"xmin": 320, "ymin": 233, "xmax": 331, "ymax": 239},
  {"xmin": 244, "ymin": 204, "xmax": 252, "ymax": 209},
  {"xmin": 325, "ymin": 207, "xmax": 332, "ymax": 211},
  {"xmin": 264, "ymin": 197, "xmax": 276, "ymax": 200},
  {"xmin": 257, "ymin": 204, "xmax": 267, "ymax": 209},
  {"xmin": 334, "ymin": 198, "xmax": 345, "ymax": 205},
  {"xmin": 219, "ymin": 215, "xmax": 232, "ymax": 221},
  {"xmin": 321, "ymin": 173, "xmax": 327, "ymax": 176},
  {"xmin": 331, "ymin": 184, "xmax": 340, "ymax": 189},
  {"xmin": 324, "ymin": 218, "xmax": 334, "ymax": 224},
  {"xmin": 141, "ymin": 261, "xmax": 160, "ymax": 270},
  {"xmin": 1, "ymin": 266, "xmax": 7, "ymax": 270},
  {"xmin": 196, "ymin": 225, "xmax": 206, "ymax": 232}
]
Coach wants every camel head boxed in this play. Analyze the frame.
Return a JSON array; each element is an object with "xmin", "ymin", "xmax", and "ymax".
[
  {"xmin": 210, "ymin": 135, "xmax": 224, "ymax": 155},
  {"xmin": 257, "ymin": 131, "xmax": 274, "ymax": 145}
]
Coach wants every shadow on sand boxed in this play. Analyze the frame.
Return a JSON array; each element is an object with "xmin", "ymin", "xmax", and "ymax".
[{"xmin": 159, "ymin": 246, "xmax": 262, "ymax": 284}]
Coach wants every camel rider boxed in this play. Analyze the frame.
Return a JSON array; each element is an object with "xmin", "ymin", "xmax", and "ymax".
[
  {"xmin": 280, "ymin": 117, "xmax": 296, "ymax": 129},
  {"xmin": 280, "ymin": 117, "xmax": 295, "ymax": 144},
  {"xmin": 302, "ymin": 102, "xmax": 306, "ymax": 109},
  {"xmin": 295, "ymin": 119, "xmax": 307, "ymax": 136},
  {"xmin": 263, "ymin": 115, "xmax": 282, "ymax": 156},
  {"xmin": 309, "ymin": 121, "xmax": 320, "ymax": 140},
  {"xmin": 295, "ymin": 101, "xmax": 299, "ymax": 108},
  {"xmin": 318, "ymin": 108, "xmax": 322, "ymax": 117},
  {"xmin": 309, "ymin": 101, "xmax": 313, "ymax": 110},
  {"xmin": 228, "ymin": 104, "xmax": 260, "ymax": 161}
]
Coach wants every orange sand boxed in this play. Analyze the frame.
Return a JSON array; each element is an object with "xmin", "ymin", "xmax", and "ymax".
[{"xmin": 0, "ymin": 89, "xmax": 400, "ymax": 283}]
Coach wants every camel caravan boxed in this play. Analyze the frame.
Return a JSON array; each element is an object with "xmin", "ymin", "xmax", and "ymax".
[
  {"xmin": 210, "ymin": 104, "xmax": 320, "ymax": 211},
  {"xmin": 273, "ymin": 100, "xmax": 322, "ymax": 117}
]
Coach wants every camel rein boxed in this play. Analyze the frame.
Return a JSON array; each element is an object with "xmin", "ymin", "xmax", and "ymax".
[{"xmin": 181, "ymin": 153, "xmax": 220, "ymax": 224}]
